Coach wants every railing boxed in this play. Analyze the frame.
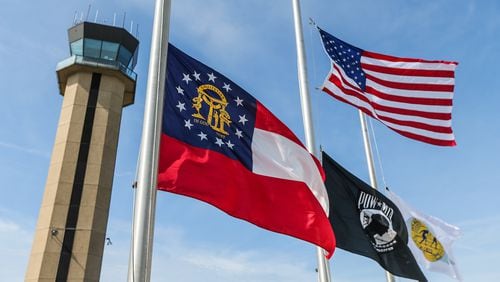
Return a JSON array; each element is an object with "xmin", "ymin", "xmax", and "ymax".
[{"xmin": 56, "ymin": 55, "xmax": 137, "ymax": 81}]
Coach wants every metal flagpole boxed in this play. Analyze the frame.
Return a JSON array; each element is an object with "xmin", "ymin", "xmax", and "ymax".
[
  {"xmin": 291, "ymin": 0, "xmax": 331, "ymax": 281},
  {"xmin": 128, "ymin": 0, "xmax": 171, "ymax": 281},
  {"xmin": 358, "ymin": 111, "xmax": 395, "ymax": 282}
]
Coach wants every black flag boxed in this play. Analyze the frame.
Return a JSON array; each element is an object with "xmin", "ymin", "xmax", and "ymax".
[{"xmin": 322, "ymin": 152, "xmax": 427, "ymax": 281}]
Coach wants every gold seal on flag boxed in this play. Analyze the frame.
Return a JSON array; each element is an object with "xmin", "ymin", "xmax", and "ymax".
[
  {"xmin": 410, "ymin": 218, "xmax": 445, "ymax": 262},
  {"xmin": 192, "ymin": 84, "xmax": 232, "ymax": 135}
]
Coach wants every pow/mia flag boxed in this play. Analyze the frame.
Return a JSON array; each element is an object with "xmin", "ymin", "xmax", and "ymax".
[{"xmin": 322, "ymin": 152, "xmax": 427, "ymax": 281}]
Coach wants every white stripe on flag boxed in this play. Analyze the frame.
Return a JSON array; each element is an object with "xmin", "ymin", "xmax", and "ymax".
[
  {"xmin": 251, "ymin": 128, "xmax": 329, "ymax": 214},
  {"xmin": 327, "ymin": 66, "xmax": 453, "ymax": 115},
  {"xmin": 367, "ymin": 93, "xmax": 453, "ymax": 113},
  {"xmin": 376, "ymin": 110, "xmax": 452, "ymax": 127},
  {"xmin": 361, "ymin": 56, "xmax": 457, "ymax": 71},
  {"xmin": 365, "ymin": 79, "xmax": 454, "ymax": 99},
  {"xmin": 364, "ymin": 69, "xmax": 455, "ymax": 85},
  {"xmin": 323, "ymin": 78, "xmax": 455, "ymax": 141}
]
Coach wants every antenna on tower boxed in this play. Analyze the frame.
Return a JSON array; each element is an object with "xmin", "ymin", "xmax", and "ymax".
[
  {"xmin": 94, "ymin": 9, "xmax": 99, "ymax": 23},
  {"xmin": 136, "ymin": 23, "xmax": 139, "ymax": 38},
  {"xmin": 80, "ymin": 12, "xmax": 84, "ymax": 22},
  {"xmin": 113, "ymin": 13, "xmax": 116, "ymax": 26},
  {"xmin": 73, "ymin": 11, "xmax": 78, "ymax": 25},
  {"xmin": 130, "ymin": 20, "xmax": 134, "ymax": 34},
  {"xmin": 86, "ymin": 4, "xmax": 92, "ymax": 21},
  {"xmin": 122, "ymin": 12, "xmax": 126, "ymax": 28}
]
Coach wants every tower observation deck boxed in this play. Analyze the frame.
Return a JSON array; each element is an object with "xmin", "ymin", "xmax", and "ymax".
[{"xmin": 26, "ymin": 21, "xmax": 139, "ymax": 281}]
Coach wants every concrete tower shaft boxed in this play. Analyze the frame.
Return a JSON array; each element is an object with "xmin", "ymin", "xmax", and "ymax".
[{"xmin": 26, "ymin": 22, "xmax": 138, "ymax": 281}]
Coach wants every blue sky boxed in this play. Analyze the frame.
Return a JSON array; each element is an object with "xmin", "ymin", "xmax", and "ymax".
[{"xmin": 1, "ymin": 0, "xmax": 499, "ymax": 281}]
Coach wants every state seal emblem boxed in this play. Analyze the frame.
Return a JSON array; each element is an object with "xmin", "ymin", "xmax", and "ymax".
[{"xmin": 192, "ymin": 84, "xmax": 232, "ymax": 135}]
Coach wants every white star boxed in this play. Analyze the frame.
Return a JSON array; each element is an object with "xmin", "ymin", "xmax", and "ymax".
[
  {"xmin": 215, "ymin": 137, "xmax": 224, "ymax": 147},
  {"xmin": 238, "ymin": 115, "xmax": 248, "ymax": 125},
  {"xmin": 226, "ymin": 140, "xmax": 234, "ymax": 149},
  {"xmin": 184, "ymin": 119, "xmax": 193, "ymax": 130},
  {"xmin": 234, "ymin": 96, "xmax": 244, "ymax": 106},
  {"xmin": 176, "ymin": 101, "xmax": 186, "ymax": 112},
  {"xmin": 176, "ymin": 86, "xmax": 184, "ymax": 95},
  {"xmin": 182, "ymin": 73, "xmax": 191, "ymax": 84},
  {"xmin": 197, "ymin": 131, "xmax": 207, "ymax": 141},
  {"xmin": 235, "ymin": 129, "xmax": 243, "ymax": 138},
  {"xmin": 192, "ymin": 71, "xmax": 201, "ymax": 81},
  {"xmin": 207, "ymin": 72, "xmax": 217, "ymax": 82},
  {"xmin": 223, "ymin": 83, "xmax": 232, "ymax": 92}
]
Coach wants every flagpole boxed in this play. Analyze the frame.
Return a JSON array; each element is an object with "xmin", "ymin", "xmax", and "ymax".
[
  {"xmin": 291, "ymin": 1, "xmax": 331, "ymax": 281},
  {"xmin": 358, "ymin": 111, "xmax": 395, "ymax": 282},
  {"xmin": 128, "ymin": 0, "xmax": 171, "ymax": 281}
]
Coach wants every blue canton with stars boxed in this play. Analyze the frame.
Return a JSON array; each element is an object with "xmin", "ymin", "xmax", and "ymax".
[
  {"xmin": 163, "ymin": 44, "xmax": 257, "ymax": 170},
  {"xmin": 319, "ymin": 28, "xmax": 367, "ymax": 91}
]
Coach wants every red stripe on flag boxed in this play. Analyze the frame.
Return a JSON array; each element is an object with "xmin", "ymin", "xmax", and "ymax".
[
  {"xmin": 158, "ymin": 134, "xmax": 336, "ymax": 257},
  {"xmin": 365, "ymin": 86, "xmax": 453, "ymax": 106},
  {"xmin": 377, "ymin": 116, "xmax": 453, "ymax": 134},
  {"xmin": 372, "ymin": 102, "xmax": 452, "ymax": 120},
  {"xmin": 322, "ymin": 86, "xmax": 376, "ymax": 119},
  {"xmin": 361, "ymin": 63, "xmax": 455, "ymax": 78},
  {"xmin": 365, "ymin": 73, "xmax": 455, "ymax": 92},
  {"xmin": 328, "ymin": 74, "xmax": 452, "ymax": 120},
  {"xmin": 328, "ymin": 73, "xmax": 367, "ymax": 102},
  {"xmin": 332, "ymin": 64, "xmax": 364, "ymax": 91},
  {"xmin": 391, "ymin": 128, "xmax": 457, "ymax": 146},
  {"xmin": 363, "ymin": 51, "xmax": 459, "ymax": 65},
  {"xmin": 254, "ymin": 101, "xmax": 304, "ymax": 148},
  {"xmin": 322, "ymin": 86, "xmax": 452, "ymax": 133},
  {"xmin": 322, "ymin": 87, "xmax": 455, "ymax": 146}
]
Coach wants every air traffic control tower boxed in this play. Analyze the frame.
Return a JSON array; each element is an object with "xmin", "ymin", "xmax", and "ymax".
[{"xmin": 26, "ymin": 22, "xmax": 138, "ymax": 281}]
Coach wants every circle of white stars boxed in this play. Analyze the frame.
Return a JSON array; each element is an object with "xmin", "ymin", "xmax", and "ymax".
[{"xmin": 175, "ymin": 70, "xmax": 250, "ymax": 152}]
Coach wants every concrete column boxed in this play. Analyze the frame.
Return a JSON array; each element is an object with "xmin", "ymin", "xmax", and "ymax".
[{"xmin": 26, "ymin": 72, "xmax": 126, "ymax": 282}]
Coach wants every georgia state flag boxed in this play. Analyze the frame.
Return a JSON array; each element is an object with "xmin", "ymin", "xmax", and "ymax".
[{"xmin": 158, "ymin": 44, "xmax": 335, "ymax": 257}]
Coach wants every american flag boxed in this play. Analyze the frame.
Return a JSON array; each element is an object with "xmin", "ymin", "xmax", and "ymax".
[{"xmin": 319, "ymin": 28, "xmax": 458, "ymax": 146}]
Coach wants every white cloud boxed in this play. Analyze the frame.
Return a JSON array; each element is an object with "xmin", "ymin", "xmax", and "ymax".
[
  {"xmin": 0, "ymin": 215, "xmax": 33, "ymax": 281},
  {"xmin": 101, "ymin": 221, "xmax": 313, "ymax": 282},
  {"xmin": 0, "ymin": 141, "xmax": 50, "ymax": 158},
  {"xmin": 169, "ymin": 1, "xmax": 286, "ymax": 70}
]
